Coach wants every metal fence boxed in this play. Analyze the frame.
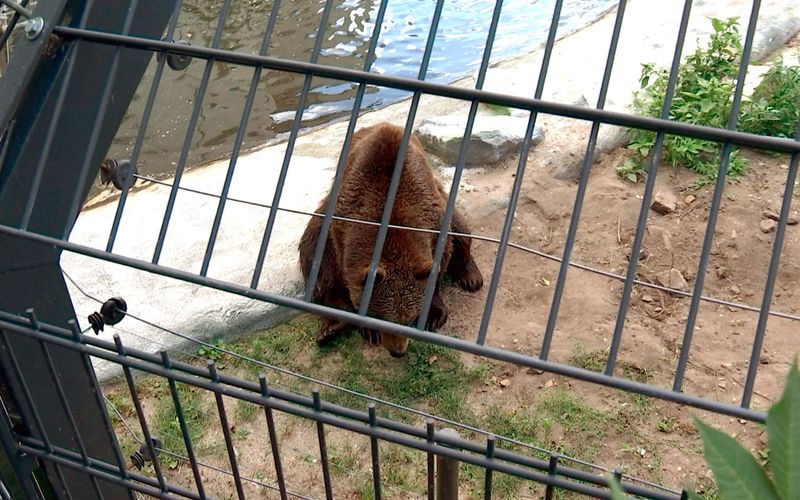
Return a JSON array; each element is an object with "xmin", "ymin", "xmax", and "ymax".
[{"xmin": 0, "ymin": 0, "xmax": 798, "ymax": 498}]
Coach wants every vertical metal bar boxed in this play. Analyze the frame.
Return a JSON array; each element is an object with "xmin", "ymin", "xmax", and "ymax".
[
  {"xmin": 63, "ymin": 0, "xmax": 142, "ymax": 238},
  {"xmin": 0, "ymin": 330, "xmax": 51, "ymax": 454},
  {"xmin": 303, "ymin": 0, "xmax": 392, "ymax": 301},
  {"xmin": 312, "ymin": 388, "xmax": 333, "ymax": 500},
  {"xmin": 200, "ymin": 0, "xmax": 282, "ymax": 276},
  {"xmin": 259, "ymin": 375, "xmax": 287, "ymax": 500},
  {"xmin": 106, "ymin": 0, "xmax": 184, "ymax": 252},
  {"xmin": 0, "ymin": 329, "xmax": 71, "ymax": 495},
  {"xmin": 30, "ymin": 310, "xmax": 104, "ymax": 498},
  {"xmin": 208, "ymin": 361, "xmax": 245, "ymax": 500},
  {"xmin": 426, "ymin": 419, "xmax": 435, "ymax": 500},
  {"xmin": 673, "ymin": 0, "xmax": 762, "ymax": 391},
  {"xmin": 68, "ymin": 320, "xmax": 130, "ymax": 481},
  {"xmin": 544, "ymin": 453, "xmax": 558, "ymax": 500},
  {"xmin": 19, "ymin": 0, "xmax": 95, "ymax": 229},
  {"xmin": 0, "ymin": 120, "xmax": 14, "ymax": 179},
  {"xmin": 368, "ymin": 403, "xmax": 381, "ymax": 500},
  {"xmin": 416, "ymin": 0, "xmax": 505, "ymax": 330},
  {"xmin": 152, "ymin": 0, "xmax": 233, "ymax": 264},
  {"xmin": 476, "ymin": 0, "xmax": 564, "ymax": 345},
  {"xmin": 605, "ymin": 0, "xmax": 694, "ymax": 375},
  {"xmin": 160, "ymin": 351, "xmax": 206, "ymax": 498},
  {"xmin": 741, "ymin": 123, "xmax": 800, "ymax": 407},
  {"xmin": 113, "ymin": 334, "xmax": 168, "ymax": 493},
  {"xmin": 358, "ymin": 0, "xmax": 447, "ymax": 314},
  {"xmin": 483, "ymin": 435, "xmax": 495, "ymax": 500},
  {"xmin": 250, "ymin": 0, "xmax": 335, "ymax": 288},
  {"xmin": 0, "ymin": 383, "xmax": 41, "ymax": 499},
  {"xmin": 540, "ymin": 0, "xmax": 628, "ymax": 360},
  {"xmin": 435, "ymin": 428, "xmax": 460, "ymax": 500}
]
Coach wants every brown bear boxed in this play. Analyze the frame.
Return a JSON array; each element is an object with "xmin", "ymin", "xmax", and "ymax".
[{"xmin": 298, "ymin": 122, "xmax": 483, "ymax": 357}]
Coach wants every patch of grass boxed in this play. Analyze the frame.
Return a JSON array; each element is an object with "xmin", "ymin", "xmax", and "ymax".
[
  {"xmin": 234, "ymin": 399, "xmax": 259, "ymax": 423},
  {"xmin": 358, "ymin": 478, "xmax": 376, "ymax": 500},
  {"xmin": 328, "ymin": 444, "xmax": 359, "ymax": 477},
  {"xmin": 104, "ymin": 390, "xmax": 136, "ymax": 423},
  {"xmin": 483, "ymin": 404, "xmax": 541, "ymax": 446},
  {"xmin": 322, "ymin": 338, "xmax": 486, "ymax": 423},
  {"xmin": 481, "ymin": 103, "xmax": 514, "ymax": 115},
  {"xmin": 626, "ymin": 17, "xmax": 800, "ymax": 183},
  {"xmin": 381, "ymin": 445, "xmax": 422, "ymax": 492},
  {"xmin": 570, "ymin": 344, "xmax": 607, "ymax": 373},
  {"xmin": 656, "ymin": 416, "xmax": 678, "ymax": 433},
  {"xmin": 227, "ymin": 315, "xmax": 318, "ymax": 377},
  {"xmin": 197, "ymin": 337, "xmax": 229, "ymax": 364},
  {"xmin": 152, "ymin": 382, "xmax": 209, "ymax": 469},
  {"xmin": 740, "ymin": 56, "xmax": 800, "ymax": 139}
]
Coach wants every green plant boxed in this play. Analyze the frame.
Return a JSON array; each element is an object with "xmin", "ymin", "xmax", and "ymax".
[
  {"xmin": 198, "ymin": 337, "xmax": 229, "ymax": 366},
  {"xmin": 152, "ymin": 382, "xmax": 208, "ymax": 468},
  {"xmin": 625, "ymin": 17, "xmax": 799, "ymax": 184},
  {"xmin": 628, "ymin": 17, "xmax": 746, "ymax": 182},
  {"xmin": 740, "ymin": 57, "xmax": 800, "ymax": 139},
  {"xmin": 610, "ymin": 358, "xmax": 800, "ymax": 500}
]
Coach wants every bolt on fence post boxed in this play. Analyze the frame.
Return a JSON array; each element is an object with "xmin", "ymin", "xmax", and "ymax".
[{"xmin": 435, "ymin": 428, "xmax": 460, "ymax": 500}]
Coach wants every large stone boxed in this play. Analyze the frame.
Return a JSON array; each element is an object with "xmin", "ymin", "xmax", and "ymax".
[
  {"xmin": 550, "ymin": 123, "xmax": 631, "ymax": 180},
  {"xmin": 415, "ymin": 115, "xmax": 545, "ymax": 166},
  {"xmin": 750, "ymin": 7, "xmax": 800, "ymax": 63}
]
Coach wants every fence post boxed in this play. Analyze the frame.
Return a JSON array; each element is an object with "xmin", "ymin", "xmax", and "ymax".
[
  {"xmin": 0, "ymin": 0, "xmax": 177, "ymax": 498},
  {"xmin": 436, "ymin": 428, "xmax": 460, "ymax": 500}
]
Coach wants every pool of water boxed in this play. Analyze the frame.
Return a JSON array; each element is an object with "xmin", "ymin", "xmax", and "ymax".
[{"xmin": 108, "ymin": 0, "xmax": 617, "ymax": 182}]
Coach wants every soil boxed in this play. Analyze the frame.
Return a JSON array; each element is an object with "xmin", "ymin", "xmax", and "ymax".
[
  {"xmin": 106, "ymin": 138, "xmax": 799, "ymax": 499},
  {"xmin": 443, "ymin": 139, "xmax": 799, "ymax": 494}
]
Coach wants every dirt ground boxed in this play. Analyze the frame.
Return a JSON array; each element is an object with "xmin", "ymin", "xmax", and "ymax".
[
  {"xmin": 101, "ymin": 128, "xmax": 800, "ymax": 499},
  {"xmin": 445, "ymin": 136, "xmax": 799, "ymax": 488}
]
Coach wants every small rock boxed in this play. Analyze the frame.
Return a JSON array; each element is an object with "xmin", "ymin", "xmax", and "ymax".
[
  {"xmin": 729, "ymin": 284, "xmax": 740, "ymax": 296},
  {"xmin": 762, "ymin": 208, "xmax": 799, "ymax": 225},
  {"xmin": 499, "ymin": 378, "xmax": 511, "ymax": 388},
  {"xmin": 716, "ymin": 267, "xmax": 730, "ymax": 279},
  {"xmin": 651, "ymin": 191, "xmax": 678, "ymax": 215},
  {"xmin": 527, "ymin": 368, "xmax": 545, "ymax": 375},
  {"xmin": 759, "ymin": 354, "xmax": 772, "ymax": 365},
  {"xmin": 657, "ymin": 268, "xmax": 690, "ymax": 292},
  {"xmin": 684, "ymin": 194, "xmax": 696, "ymax": 204},
  {"xmin": 762, "ymin": 209, "xmax": 780, "ymax": 221},
  {"xmin": 544, "ymin": 379, "xmax": 555, "ymax": 388},
  {"xmin": 760, "ymin": 219, "xmax": 777, "ymax": 233}
]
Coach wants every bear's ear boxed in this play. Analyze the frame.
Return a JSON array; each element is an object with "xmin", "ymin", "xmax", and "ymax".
[
  {"xmin": 413, "ymin": 260, "xmax": 434, "ymax": 280},
  {"xmin": 360, "ymin": 264, "xmax": 386, "ymax": 286}
]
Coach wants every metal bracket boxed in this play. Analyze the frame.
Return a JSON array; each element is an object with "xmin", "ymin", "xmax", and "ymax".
[{"xmin": 0, "ymin": 0, "xmax": 43, "ymax": 40}]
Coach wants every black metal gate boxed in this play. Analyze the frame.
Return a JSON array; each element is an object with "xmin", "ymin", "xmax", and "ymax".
[{"xmin": 0, "ymin": 0, "xmax": 797, "ymax": 498}]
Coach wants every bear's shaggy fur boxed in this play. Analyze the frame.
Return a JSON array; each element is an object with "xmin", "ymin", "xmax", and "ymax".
[{"xmin": 298, "ymin": 123, "xmax": 483, "ymax": 357}]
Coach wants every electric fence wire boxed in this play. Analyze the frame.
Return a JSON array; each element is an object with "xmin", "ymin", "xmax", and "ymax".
[
  {"xmin": 62, "ymin": 268, "xmax": 677, "ymax": 495},
  {"xmin": 118, "ymin": 172, "xmax": 800, "ymax": 324}
]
